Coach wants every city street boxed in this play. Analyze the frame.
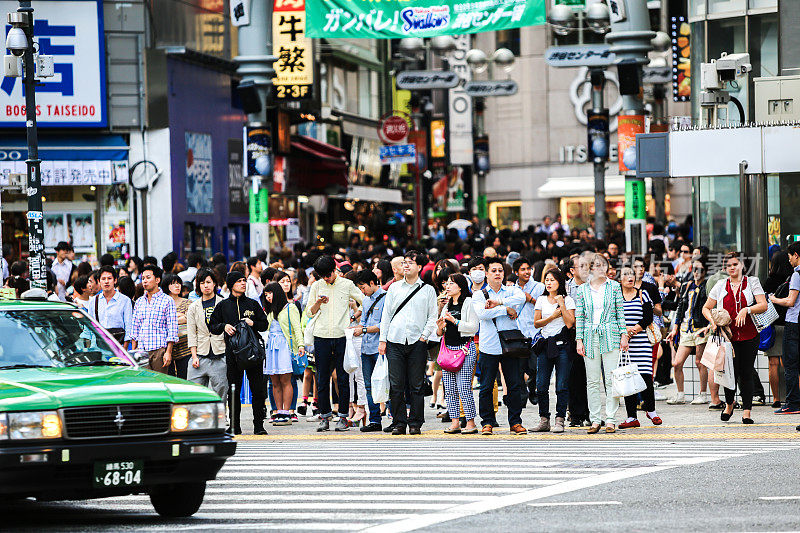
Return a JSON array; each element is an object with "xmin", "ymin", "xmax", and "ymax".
[{"xmin": 5, "ymin": 397, "xmax": 800, "ymax": 532}]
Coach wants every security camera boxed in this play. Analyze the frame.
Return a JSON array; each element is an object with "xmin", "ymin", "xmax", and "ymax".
[
  {"xmin": 5, "ymin": 27, "xmax": 27, "ymax": 57},
  {"xmin": 714, "ymin": 52, "xmax": 751, "ymax": 82}
]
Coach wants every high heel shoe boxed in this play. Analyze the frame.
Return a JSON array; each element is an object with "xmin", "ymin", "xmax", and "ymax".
[{"xmin": 350, "ymin": 407, "xmax": 366, "ymax": 425}]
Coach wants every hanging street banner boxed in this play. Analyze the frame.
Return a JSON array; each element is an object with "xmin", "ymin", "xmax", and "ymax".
[
  {"xmin": 464, "ymin": 80, "xmax": 518, "ymax": 97},
  {"xmin": 305, "ymin": 0, "xmax": 545, "ymax": 39},
  {"xmin": 274, "ymin": 0, "xmax": 313, "ymax": 100}
]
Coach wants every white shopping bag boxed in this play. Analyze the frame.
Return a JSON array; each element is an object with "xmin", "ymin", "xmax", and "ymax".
[
  {"xmin": 343, "ymin": 328, "xmax": 361, "ymax": 374},
  {"xmin": 371, "ymin": 353, "xmax": 390, "ymax": 404},
  {"xmin": 611, "ymin": 351, "xmax": 647, "ymax": 398},
  {"xmin": 714, "ymin": 342, "xmax": 736, "ymax": 390}
]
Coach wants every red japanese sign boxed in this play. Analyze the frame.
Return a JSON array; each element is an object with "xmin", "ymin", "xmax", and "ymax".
[{"xmin": 379, "ymin": 113, "xmax": 410, "ymax": 144}]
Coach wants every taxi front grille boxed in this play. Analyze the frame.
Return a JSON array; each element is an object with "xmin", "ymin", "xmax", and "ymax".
[{"xmin": 62, "ymin": 403, "xmax": 171, "ymax": 439}]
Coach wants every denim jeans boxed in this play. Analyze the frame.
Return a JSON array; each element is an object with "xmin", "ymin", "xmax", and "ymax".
[
  {"xmin": 536, "ymin": 344, "xmax": 570, "ymax": 419},
  {"xmin": 361, "ymin": 352, "xmax": 382, "ymax": 425},
  {"xmin": 314, "ymin": 336, "xmax": 349, "ymax": 418},
  {"xmin": 478, "ymin": 352, "xmax": 523, "ymax": 427},
  {"xmin": 783, "ymin": 322, "xmax": 800, "ymax": 408}
]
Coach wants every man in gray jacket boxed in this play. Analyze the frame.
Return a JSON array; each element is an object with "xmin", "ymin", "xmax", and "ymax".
[{"xmin": 187, "ymin": 268, "xmax": 228, "ymax": 404}]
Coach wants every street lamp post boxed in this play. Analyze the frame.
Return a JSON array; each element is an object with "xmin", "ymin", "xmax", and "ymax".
[{"xmin": 5, "ymin": 3, "xmax": 49, "ymax": 289}]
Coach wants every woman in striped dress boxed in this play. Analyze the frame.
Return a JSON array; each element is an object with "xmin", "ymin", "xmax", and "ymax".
[{"xmin": 618, "ymin": 267, "xmax": 662, "ymax": 428}]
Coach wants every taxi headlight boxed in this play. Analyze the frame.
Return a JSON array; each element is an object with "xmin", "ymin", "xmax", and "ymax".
[
  {"xmin": 7, "ymin": 411, "xmax": 62, "ymax": 440},
  {"xmin": 171, "ymin": 403, "xmax": 223, "ymax": 432}
]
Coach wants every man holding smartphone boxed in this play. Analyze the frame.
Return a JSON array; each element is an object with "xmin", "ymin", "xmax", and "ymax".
[{"xmin": 305, "ymin": 255, "xmax": 364, "ymax": 432}]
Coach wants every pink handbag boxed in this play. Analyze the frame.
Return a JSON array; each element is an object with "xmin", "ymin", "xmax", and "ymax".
[{"xmin": 437, "ymin": 338, "xmax": 468, "ymax": 372}]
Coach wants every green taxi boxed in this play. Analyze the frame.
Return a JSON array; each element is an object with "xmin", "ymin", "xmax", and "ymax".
[{"xmin": 0, "ymin": 299, "xmax": 236, "ymax": 517}]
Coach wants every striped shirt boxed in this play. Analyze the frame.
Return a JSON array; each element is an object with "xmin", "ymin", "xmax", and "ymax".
[
  {"xmin": 622, "ymin": 291, "xmax": 654, "ymax": 375},
  {"xmin": 131, "ymin": 289, "xmax": 179, "ymax": 351}
]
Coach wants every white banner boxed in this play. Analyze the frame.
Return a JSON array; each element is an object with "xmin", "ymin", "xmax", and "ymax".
[
  {"xmin": 448, "ymin": 35, "xmax": 474, "ymax": 166},
  {"xmin": 0, "ymin": 0, "xmax": 106, "ymax": 127},
  {"xmin": 0, "ymin": 160, "xmax": 125, "ymax": 186}
]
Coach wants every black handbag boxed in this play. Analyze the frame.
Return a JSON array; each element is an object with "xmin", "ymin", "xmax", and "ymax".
[{"xmin": 483, "ymin": 289, "xmax": 531, "ymax": 358}]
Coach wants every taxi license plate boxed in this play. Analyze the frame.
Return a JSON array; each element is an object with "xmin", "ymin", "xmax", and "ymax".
[{"xmin": 93, "ymin": 460, "xmax": 143, "ymax": 488}]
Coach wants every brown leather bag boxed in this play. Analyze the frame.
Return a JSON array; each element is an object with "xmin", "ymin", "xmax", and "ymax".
[{"xmin": 147, "ymin": 347, "xmax": 176, "ymax": 375}]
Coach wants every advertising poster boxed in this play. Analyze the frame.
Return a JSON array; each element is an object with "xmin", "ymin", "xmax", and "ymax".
[
  {"xmin": 305, "ymin": 0, "xmax": 545, "ymax": 39},
  {"xmin": 670, "ymin": 0, "xmax": 690, "ymax": 103},
  {"xmin": 185, "ymin": 132, "xmax": 214, "ymax": 214},
  {"xmin": 446, "ymin": 166, "xmax": 465, "ymax": 212},
  {"xmin": 44, "ymin": 212, "xmax": 95, "ymax": 253},
  {"xmin": 617, "ymin": 114, "xmax": 644, "ymax": 174},
  {"xmin": 430, "ymin": 120, "xmax": 446, "ymax": 160},
  {"xmin": 228, "ymin": 139, "xmax": 248, "ymax": 216},
  {"xmin": 103, "ymin": 184, "xmax": 129, "ymax": 259},
  {"xmin": 274, "ymin": 0, "xmax": 313, "ymax": 100}
]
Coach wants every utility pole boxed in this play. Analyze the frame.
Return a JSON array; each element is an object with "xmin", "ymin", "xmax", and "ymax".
[
  {"xmin": 235, "ymin": 0, "xmax": 276, "ymax": 260},
  {"xmin": 606, "ymin": 0, "xmax": 654, "ymax": 255},
  {"xmin": 588, "ymin": 68, "xmax": 607, "ymax": 242},
  {"xmin": 5, "ymin": 2, "xmax": 51, "ymax": 289}
]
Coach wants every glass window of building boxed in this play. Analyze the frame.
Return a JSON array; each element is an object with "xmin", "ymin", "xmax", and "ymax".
[
  {"xmin": 749, "ymin": 0, "xmax": 777, "ymax": 9},
  {"xmin": 496, "ymin": 29, "xmax": 520, "ymax": 56},
  {"xmin": 708, "ymin": 0, "xmax": 746, "ymax": 15},
  {"xmin": 767, "ymin": 173, "xmax": 800, "ymax": 247},
  {"xmin": 707, "ymin": 16, "xmax": 748, "ymax": 122},
  {"xmin": 688, "ymin": 0, "xmax": 706, "ymax": 19},
  {"xmin": 698, "ymin": 176, "xmax": 742, "ymax": 253},
  {"xmin": 749, "ymin": 13, "xmax": 778, "ymax": 77},
  {"xmin": 358, "ymin": 66, "xmax": 371, "ymax": 118}
]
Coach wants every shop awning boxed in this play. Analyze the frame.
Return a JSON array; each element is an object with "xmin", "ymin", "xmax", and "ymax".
[
  {"xmin": 537, "ymin": 175, "xmax": 652, "ymax": 199},
  {"xmin": 347, "ymin": 184, "xmax": 403, "ymax": 204},
  {"xmin": 0, "ymin": 134, "xmax": 129, "ymax": 160},
  {"xmin": 287, "ymin": 135, "xmax": 348, "ymax": 194}
]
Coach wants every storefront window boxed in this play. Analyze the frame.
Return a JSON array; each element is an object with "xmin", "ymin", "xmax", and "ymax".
[
  {"xmin": 767, "ymin": 173, "xmax": 800, "ymax": 247},
  {"xmin": 698, "ymin": 176, "xmax": 741, "ymax": 253},
  {"xmin": 489, "ymin": 201, "xmax": 521, "ymax": 231}
]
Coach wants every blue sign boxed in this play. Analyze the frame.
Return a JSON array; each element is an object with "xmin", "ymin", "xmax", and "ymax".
[
  {"xmin": 379, "ymin": 143, "xmax": 416, "ymax": 165},
  {"xmin": 0, "ymin": 0, "xmax": 107, "ymax": 127}
]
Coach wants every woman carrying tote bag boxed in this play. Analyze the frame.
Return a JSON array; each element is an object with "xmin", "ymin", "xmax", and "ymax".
[
  {"xmin": 702, "ymin": 252, "xmax": 768, "ymax": 425},
  {"xmin": 435, "ymin": 273, "xmax": 479, "ymax": 434},
  {"xmin": 618, "ymin": 267, "xmax": 662, "ymax": 429},
  {"xmin": 574, "ymin": 254, "xmax": 628, "ymax": 434}
]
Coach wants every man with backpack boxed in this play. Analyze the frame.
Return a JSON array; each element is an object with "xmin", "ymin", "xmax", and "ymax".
[{"xmin": 209, "ymin": 271, "xmax": 269, "ymax": 435}]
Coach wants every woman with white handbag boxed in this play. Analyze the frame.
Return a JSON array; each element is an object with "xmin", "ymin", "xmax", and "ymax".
[
  {"xmin": 618, "ymin": 267, "xmax": 662, "ymax": 429},
  {"xmin": 702, "ymin": 252, "xmax": 768, "ymax": 424},
  {"xmin": 574, "ymin": 254, "xmax": 629, "ymax": 434}
]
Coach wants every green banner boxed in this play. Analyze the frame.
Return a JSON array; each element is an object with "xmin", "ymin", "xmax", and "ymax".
[
  {"xmin": 249, "ymin": 187, "xmax": 269, "ymax": 224},
  {"xmin": 625, "ymin": 178, "xmax": 647, "ymax": 220},
  {"xmin": 305, "ymin": 0, "xmax": 545, "ymax": 39}
]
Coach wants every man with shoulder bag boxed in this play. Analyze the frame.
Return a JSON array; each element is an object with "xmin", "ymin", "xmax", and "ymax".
[
  {"xmin": 378, "ymin": 251, "xmax": 438, "ymax": 435},
  {"xmin": 209, "ymin": 271, "xmax": 269, "ymax": 435},
  {"xmin": 472, "ymin": 257, "xmax": 527, "ymax": 435}
]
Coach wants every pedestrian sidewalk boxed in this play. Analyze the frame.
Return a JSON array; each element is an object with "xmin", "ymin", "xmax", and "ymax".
[{"xmin": 235, "ymin": 383, "xmax": 800, "ymax": 440}]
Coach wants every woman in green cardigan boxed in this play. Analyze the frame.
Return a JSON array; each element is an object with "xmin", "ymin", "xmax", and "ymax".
[
  {"xmin": 261, "ymin": 282, "xmax": 305, "ymax": 426},
  {"xmin": 575, "ymin": 254, "xmax": 629, "ymax": 434}
]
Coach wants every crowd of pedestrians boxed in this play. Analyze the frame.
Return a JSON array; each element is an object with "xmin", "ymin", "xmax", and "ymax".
[{"xmin": 7, "ymin": 216, "xmax": 800, "ymax": 434}]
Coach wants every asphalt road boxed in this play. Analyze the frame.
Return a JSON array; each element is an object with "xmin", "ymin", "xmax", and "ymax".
[{"xmin": 5, "ymin": 439, "xmax": 800, "ymax": 532}]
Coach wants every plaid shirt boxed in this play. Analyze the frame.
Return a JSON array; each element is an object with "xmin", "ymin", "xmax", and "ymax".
[{"xmin": 131, "ymin": 289, "xmax": 179, "ymax": 351}]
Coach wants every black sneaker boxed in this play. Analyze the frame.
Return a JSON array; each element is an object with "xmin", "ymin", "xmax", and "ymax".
[
  {"xmin": 383, "ymin": 423, "xmax": 395, "ymax": 433},
  {"xmin": 253, "ymin": 423, "xmax": 268, "ymax": 435},
  {"xmin": 360, "ymin": 423, "xmax": 382, "ymax": 432}
]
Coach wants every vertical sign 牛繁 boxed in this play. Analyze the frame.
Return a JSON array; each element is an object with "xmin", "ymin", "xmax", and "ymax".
[{"xmin": 274, "ymin": 0, "xmax": 313, "ymax": 100}]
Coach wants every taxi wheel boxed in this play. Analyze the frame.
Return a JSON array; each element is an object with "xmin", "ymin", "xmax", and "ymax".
[{"xmin": 149, "ymin": 481, "xmax": 206, "ymax": 517}]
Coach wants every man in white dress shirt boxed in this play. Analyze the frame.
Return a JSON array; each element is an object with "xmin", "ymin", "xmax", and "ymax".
[{"xmin": 378, "ymin": 251, "xmax": 437, "ymax": 435}]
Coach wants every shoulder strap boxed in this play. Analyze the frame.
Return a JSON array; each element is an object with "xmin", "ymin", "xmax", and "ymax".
[
  {"xmin": 391, "ymin": 284, "xmax": 424, "ymax": 323},
  {"xmin": 366, "ymin": 292, "xmax": 386, "ymax": 320},
  {"xmin": 285, "ymin": 304, "xmax": 294, "ymax": 352},
  {"xmin": 482, "ymin": 288, "xmax": 504, "ymax": 332},
  {"xmin": 94, "ymin": 293, "xmax": 99, "ymax": 319}
]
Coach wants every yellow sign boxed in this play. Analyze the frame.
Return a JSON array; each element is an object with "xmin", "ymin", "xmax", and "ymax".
[
  {"xmin": 273, "ymin": 0, "xmax": 313, "ymax": 98},
  {"xmin": 430, "ymin": 119, "xmax": 446, "ymax": 159}
]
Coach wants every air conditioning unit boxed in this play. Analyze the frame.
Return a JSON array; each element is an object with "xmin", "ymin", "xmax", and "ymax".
[{"xmin": 754, "ymin": 75, "xmax": 800, "ymax": 123}]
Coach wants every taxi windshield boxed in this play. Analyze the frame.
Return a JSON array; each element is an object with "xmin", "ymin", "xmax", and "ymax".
[{"xmin": 0, "ymin": 309, "xmax": 133, "ymax": 369}]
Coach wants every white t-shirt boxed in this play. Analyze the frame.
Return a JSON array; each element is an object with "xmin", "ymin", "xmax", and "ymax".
[
  {"xmin": 534, "ymin": 295, "xmax": 576, "ymax": 338},
  {"xmin": 589, "ymin": 281, "xmax": 607, "ymax": 326},
  {"xmin": 708, "ymin": 276, "xmax": 764, "ymax": 306}
]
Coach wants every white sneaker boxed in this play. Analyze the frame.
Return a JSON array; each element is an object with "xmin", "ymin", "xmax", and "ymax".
[
  {"xmin": 666, "ymin": 393, "xmax": 686, "ymax": 404},
  {"xmin": 690, "ymin": 393, "xmax": 710, "ymax": 405},
  {"xmin": 654, "ymin": 390, "xmax": 666, "ymax": 401},
  {"xmin": 306, "ymin": 413, "xmax": 321, "ymax": 422}
]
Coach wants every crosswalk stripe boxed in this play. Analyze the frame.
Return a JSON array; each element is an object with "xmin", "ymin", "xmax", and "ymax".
[
  {"xmin": 201, "ymin": 486, "xmax": 521, "ymax": 494},
  {"xmin": 120, "ymin": 494, "xmax": 482, "ymax": 502},
  {"xmin": 109, "ymin": 502, "xmax": 451, "ymax": 511},
  {"xmin": 210, "ymin": 478, "xmax": 566, "ymax": 485}
]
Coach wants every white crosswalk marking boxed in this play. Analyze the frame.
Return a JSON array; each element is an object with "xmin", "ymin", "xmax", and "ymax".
[{"xmin": 65, "ymin": 440, "xmax": 800, "ymax": 532}]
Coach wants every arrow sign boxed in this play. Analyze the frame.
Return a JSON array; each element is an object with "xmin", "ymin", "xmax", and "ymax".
[
  {"xmin": 464, "ymin": 80, "xmax": 519, "ymax": 97},
  {"xmin": 396, "ymin": 71, "xmax": 460, "ymax": 90}
]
